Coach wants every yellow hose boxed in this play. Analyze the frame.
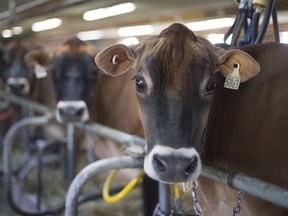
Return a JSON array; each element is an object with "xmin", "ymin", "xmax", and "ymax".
[
  {"xmin": 103, "ymin": 170, "xmax": 146, "ymax": 203},
  {"xmin": 173, "ymin": 184, "xmax": 181, "ymax": 199}
]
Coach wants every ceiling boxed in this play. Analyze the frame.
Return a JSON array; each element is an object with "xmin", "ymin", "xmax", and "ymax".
[{"xmin": 1, "ymin": 0, "xmax": 288, "ymax": 49}]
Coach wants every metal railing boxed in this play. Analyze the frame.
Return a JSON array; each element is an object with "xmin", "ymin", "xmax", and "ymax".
[{"xmin": 1, "ymin": 90, "xmax": 288, "ymax": 215}]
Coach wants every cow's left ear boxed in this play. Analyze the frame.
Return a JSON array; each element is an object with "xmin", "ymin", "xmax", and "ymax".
[
  {"xmin": 24, "ymin": 48, "xmax": 50, "ymax": 68},
  {"xmin": 216, "ymin": 49, "xmax": 260, "ymax": 82},
  {"xmin": 95, "ymin": 44, "xmax": 135, "ymax": 77}
]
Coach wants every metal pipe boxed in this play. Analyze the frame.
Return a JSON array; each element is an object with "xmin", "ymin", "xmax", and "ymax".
[
  {"xmin": 0, "ymin": 0, "xmax": 50, "ymax": 20},
  {"xmin": 75, "ymin": 123, "xmax": 288, "ymax": 209},
  {"xmin": 65, "ymin": 156, "xmax": 143, "ymax": 216},
  {"xmin": 201, "ymin": 164, "xmax": 288, "ymax": 209},
  {"xmin": 66, "ymin": 123, "xmax": 76, "ymax": 184},
  {"xmin": 2, "ymin": 115, "xmax": 54, "ymax": 215},
  {"xmin": 76, "ymin": 122, "xmax": 146, "ymax": 148},
  {"xmin": 0, "ymin": 90, "xmax": 51, "ymax": 115},
  {"xmin": 158, "ymin": 183, "xmax": 170, "ymax": 214}
]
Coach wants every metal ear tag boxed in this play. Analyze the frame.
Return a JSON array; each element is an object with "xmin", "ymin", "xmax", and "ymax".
[
  {"xmin": 34, "ymin": 63, "xmax": 47, "ymax": 79},
  {"xmin": 224, "ymin": 63, "xmax": 241, "ymax": 90}
]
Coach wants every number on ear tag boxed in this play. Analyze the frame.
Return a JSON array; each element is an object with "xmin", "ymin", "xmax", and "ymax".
[
  {"xmin": 224, "ymin": 63, "xmax": 241, "ymax": 90},
  {"xmin": 34, "ymin": 63, "xmax": 47, "ymax": 79}
]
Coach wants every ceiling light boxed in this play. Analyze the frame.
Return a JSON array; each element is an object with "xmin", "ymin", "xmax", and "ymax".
[
  {"xmin": 118, "ymin": 25, "xmax": 154, "ymax": 37},
  {"xmin": 77, "ymin": 30, "xmax": 104, "ymax": 41},
  {"xmin": 186, "ymin": 18, "xmax": 234, "ymax": 31},
  {"xmin": 32, "ymin": 18, "xmax": 62, "ymax": 32},
  {"xmin": 12, "ymin": 26, "xmax": 23, "ymax": 35},
  {"xmin": 119, "ymin": 37, "xmax": 139, "ymax": 46},
  {"xmin": 2, "ymin": 29, "xmax": 13, "ymax": 38},
  {"xmin": 83, "ymin": 2, "xmax": 136, "ymax": 21}
]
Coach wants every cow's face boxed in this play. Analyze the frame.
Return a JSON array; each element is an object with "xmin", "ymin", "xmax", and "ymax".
[
  {"xmin": 96, "ymin": 23, "xmax": 260, "ymax": 183},
  {"xmin": 0, "ymin": 40, "xmax": 38, "ymax": 95},
  {"xmin": 51, "ymin": 38, "xmax": 101, "ymax": 123}
]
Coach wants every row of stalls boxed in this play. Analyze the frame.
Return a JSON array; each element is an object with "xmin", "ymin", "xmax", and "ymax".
[{"xmin": 1, "ymin": 0, "xmax": 288, "ymax": 215}]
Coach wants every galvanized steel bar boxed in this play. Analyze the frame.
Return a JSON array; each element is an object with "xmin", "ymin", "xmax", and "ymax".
[
  {"xmin": 65, "ymin": 156, "xmax": 143, "ymax": 216},
  {"xmin": 0, "ymin": 90, "xmax": 51, "ymax": 114},
  {"xmin": 74, "ymin": 122, "xmax": 288, "ymax": 209},
  {"xmin": 76, "ymin": 122, "xmax": 146, "ymax": 148},
  {"xmin": 201, "ymin": 164, "xmax": 288, "ymax": 209}
]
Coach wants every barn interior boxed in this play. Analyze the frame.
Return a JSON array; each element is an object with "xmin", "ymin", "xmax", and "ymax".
[{"xmin": 1, "ymin": 0, "xmax": 288, "ymax": 216}]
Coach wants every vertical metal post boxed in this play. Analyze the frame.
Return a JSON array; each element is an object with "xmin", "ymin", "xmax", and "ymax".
[
  {"xmin": 158, "ymin": 182, "xmax": 171, "ymax": 214},
  {"xmin": 66, "ymin": 123, "xmax": 76, "ymax": 184}
]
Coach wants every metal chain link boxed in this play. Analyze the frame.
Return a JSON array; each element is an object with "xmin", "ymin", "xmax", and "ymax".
[
  {"xmin": 187, "ymin": 181, "xmax": 202, "ymax": 216},
  {"xmin": 233, "ymin": 191, "xmax": 245, "ymax": 216}
]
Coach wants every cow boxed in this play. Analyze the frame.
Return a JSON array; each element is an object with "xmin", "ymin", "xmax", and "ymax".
[
  {"xmin": 50, "ymin": 37, "xmax": 144, "ymax": 180},
  {"xmin": 0, "ymin": 39, "xmax": 64, "ymax": 142},
  {"xmin": 50, "ymin": 38, "xmax": 157, "ymax": 215},
  {"xmin": 96, "ymin": 23, "xmax": 288, "ymax": 215}
]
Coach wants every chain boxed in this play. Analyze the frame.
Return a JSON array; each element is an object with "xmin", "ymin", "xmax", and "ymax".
[
  {"xmin": 187, "ymin": 181, "xmax": 202, "ymax": 216},
  {"xmin": 233, "ymin": 191, "xmax": 245, "ymax": 216}
]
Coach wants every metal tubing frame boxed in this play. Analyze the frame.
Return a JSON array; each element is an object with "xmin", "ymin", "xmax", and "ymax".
[
  {"xmin": 65, "ymin": 156, "xmax": 144, "ymax": 216},
  {"xmin": 1, "ymin": 90, "xmax": 288, "ymax": 210}
]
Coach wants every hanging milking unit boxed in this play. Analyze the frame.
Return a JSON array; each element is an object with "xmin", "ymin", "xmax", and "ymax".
[{"xmin": 224, "ymin": 0, "xmax": 279, "ymax": 46}]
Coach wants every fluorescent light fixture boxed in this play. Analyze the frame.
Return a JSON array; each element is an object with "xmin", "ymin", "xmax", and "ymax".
[
  {"xmin": 83, "ymin": 2, "xmax": 136, "ymax": 21},
  {"xmin": 119, "ymin": 37, "xmax": 139, "ymax": 46},
  {"xmin": 2, "ymin": 29, "xmax": 13, "ymax": 38},
  {"xmin": 281, "ymin": 32, "xmax": 288, "ymax": 44},
  {"xmin": 77, "ymin": 30, "xmax": 104, "ymax": 41},
  {"xmin": 186, "ymin": 18, "xmax": 234, "ymax": 31},
  {"xmin": 118, "ymin": 25, "xmax": 154, "ymax": 37},
  {"xmin": 32, "ymin": 18, "xmax": 62, "ymax": 32},
  {"xmin": 12, "ymin": 26, "xmax": 23, "ymax": 35}
]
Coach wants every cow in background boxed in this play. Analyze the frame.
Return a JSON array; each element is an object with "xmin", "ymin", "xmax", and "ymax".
[
  {"xmin": 50, "ymin": 37, "xmax": 144, "ymax": 180},
  {"xmin": 50, "ymin": 38, "xmax": 157, "ymax": 215},
  {"xmin": 96, "ymin": 23, "xmax": 288, "ymax": 215},
  {"xmin": 0, "ymin": 39, "xmax": 64, "ymax": 142}
]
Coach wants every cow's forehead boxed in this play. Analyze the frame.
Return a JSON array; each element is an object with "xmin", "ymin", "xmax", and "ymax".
[
  {"xmin": 133, "ymin": 24, "xmax": 213, "ymax": 89},
  {"xmin": 54, "ymin": 39, "xmax": 96, "ymax": 58}
]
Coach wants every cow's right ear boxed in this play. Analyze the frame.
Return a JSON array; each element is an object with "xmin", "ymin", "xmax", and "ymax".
[{"xmin": 95, "ymin": 44, "xmax": 135, "ymax": 77}]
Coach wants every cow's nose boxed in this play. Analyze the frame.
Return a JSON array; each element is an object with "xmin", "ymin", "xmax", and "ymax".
[
  {"xmin": 9, "ymin": 83, "xmax": 25, "ymax": 92},
  {"xmin": 56, "ymin": 101, "xmax": 89, "ymax": 123},
  {"xmin": 59, "ymin": 106, "xmax": 84, "ymax": 118},
  {"xmin": 152, "ymin": 154, "xmax": 198, "ymax": 181}
]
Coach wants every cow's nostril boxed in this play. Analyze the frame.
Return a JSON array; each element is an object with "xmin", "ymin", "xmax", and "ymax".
[
  {"xmin": 9, "ymin": 83, "xmax": 25, "ymax": 91},
  {"xmin": 76, "ymin": 107, "xmax": 84, "ymax": 117},
  {"xmin": 153, "ymin": 154, "xmax": 166, "ymax": 173},
  {"xmin": 59, "ymin": 108, "xmax": 65, "ymax": 117},
  {"xmin": 185, "ymin": 156, "xmax": 198, "ymax": 176}
]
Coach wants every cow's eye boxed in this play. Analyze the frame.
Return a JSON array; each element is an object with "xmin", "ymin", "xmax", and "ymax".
[
  {"xmin": 205, "ymin": 75, "xmax": 218, "ymax": 95},
  {"xmin": 135, "ymin": 78, "xmax": 146, "ymax": 93}
]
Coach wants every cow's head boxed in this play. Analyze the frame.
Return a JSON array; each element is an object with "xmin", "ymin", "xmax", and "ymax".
[
  {"xmin": 0, "ymin": 40, "xmax": 46, "ymax": 96},
  {"xmin": 96, "ymin": 23, "xmax": 260, "ymax": 183},
  {"xmin": 51, "ymin": 37, "xmax": 101, "ymax": 123}
]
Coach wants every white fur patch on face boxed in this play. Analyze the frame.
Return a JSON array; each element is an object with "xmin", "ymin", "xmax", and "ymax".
[
  {"xmin": 141, "ymin": 69, "xmax": 153, "ymax": 96},
  {"xmin": 144, "ymin": 145, "xmax": 202, "ymax": 184},
  {"xmin": 55, "ymin": 100, "xmax": 89, "ymax": 123}
]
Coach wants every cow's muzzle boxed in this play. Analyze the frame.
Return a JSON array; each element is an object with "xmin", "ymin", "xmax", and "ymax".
[
  {"xmin": 55, "ymin": 100, "xmax": 89, "ymax": 123},
  {"xmin": 144, "ymin": 145, "xmax": 202, "ymax": 183},
  {"xmin": 7, "ymin": 78, "xmax": 30, "ymax": 95}
]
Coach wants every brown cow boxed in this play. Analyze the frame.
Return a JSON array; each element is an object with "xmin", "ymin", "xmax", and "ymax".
[
  {"xmin": 0, "ymin": 39, "xmax": 63, "ymax": 141},
  {"xmin": 50, "ymin": 37, "xmax": 144, "ymax": 184},
  {"xmin": 96, "ymin": 23, "xmax": 288, "ymax": 215}
]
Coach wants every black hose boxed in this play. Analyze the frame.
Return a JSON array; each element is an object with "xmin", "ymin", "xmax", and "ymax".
[
  {"xmin": 231, "ymin": 11, "xmax": 246, "ymax": 46},
  {"xmin": 272, "ymin": 3, "xmax": 280, "ymax": 42},
  {"xmin": 255, "ymin": 0, "xmax": 275, "ymax": 43},
  {"xmin": 252, "ymin": 12, "xmax": 261, "ymax": 42},
  {"xmin": 224, "ymin": 12, "xmax": 240, "ymax": 43}
]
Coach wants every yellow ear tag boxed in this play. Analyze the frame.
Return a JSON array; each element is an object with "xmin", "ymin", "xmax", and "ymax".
[{"xmin": 224, "ymin": 63, "xmax": 241, "ymax": 90}]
